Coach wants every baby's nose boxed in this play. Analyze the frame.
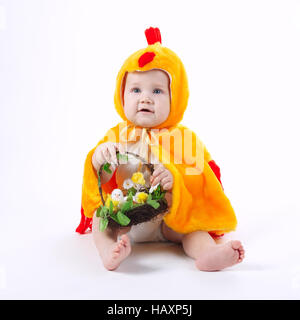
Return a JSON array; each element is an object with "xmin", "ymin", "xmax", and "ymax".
[{"xmin": 140, "ymin": 96, "xmax": 152, "ymax": 104}]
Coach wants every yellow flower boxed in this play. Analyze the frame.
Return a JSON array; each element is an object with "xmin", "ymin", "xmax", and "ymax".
[
  {"xmin": 131, "ymin": 172, "xmax": 145, "ymax": 186},
  {"xmin": 105, "ymin": 194, "xmax": 120, "ymax": 211},
  {"xmin": 134, "ymin": 192, "xmax": 148, "ymax": 204}
]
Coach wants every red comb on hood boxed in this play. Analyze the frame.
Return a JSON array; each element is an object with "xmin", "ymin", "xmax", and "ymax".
[{"xmin": 145, "ymin": 27, "xmax": 162, "ymax": 45}]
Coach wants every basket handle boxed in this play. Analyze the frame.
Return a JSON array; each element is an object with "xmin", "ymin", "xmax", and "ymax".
[{"xmin": 97, "ymin": 151, "xmax": 154, "ymax": 206}]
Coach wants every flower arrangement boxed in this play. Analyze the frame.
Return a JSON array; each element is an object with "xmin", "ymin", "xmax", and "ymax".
[{"xmin": 96, "ymin": 153, "xmax": 167, "ymax": 231}]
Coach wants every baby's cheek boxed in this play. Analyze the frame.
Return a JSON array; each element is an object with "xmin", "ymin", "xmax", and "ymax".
[
  {"xmin": 161, "ymin": 102, "xmax": 170, "ymax": 116},
  {"xmin": 123, "ymin": 106, "xmax": 135, "ymax": 122}
]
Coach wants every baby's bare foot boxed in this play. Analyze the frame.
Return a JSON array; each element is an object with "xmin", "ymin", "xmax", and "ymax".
[
  {"xmin": 195, "ymin": 240, "xmax": 245, "ymax": 272},
  {"xmin": 102, "ymin": 234, "xmax": 131, "ymax": 271}
]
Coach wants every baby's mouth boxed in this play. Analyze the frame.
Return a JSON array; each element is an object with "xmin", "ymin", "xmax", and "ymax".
[{"xmin": 138, "ymin": 108, "xmax": 154, "ymax": 114}]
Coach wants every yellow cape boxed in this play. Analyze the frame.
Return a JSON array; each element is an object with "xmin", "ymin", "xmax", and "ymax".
[{"xmin": 80, "ymin": 27, "xmax": 237, "ymax": 235}]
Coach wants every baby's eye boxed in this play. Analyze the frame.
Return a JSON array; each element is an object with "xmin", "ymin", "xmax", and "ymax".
[
  {"xmin": 132, "ymin": 88, "xmax": 140, "ymax": 93},
  {"xmin": 153, "ymin": 89, "xmax": 162, "ymax": 94}
]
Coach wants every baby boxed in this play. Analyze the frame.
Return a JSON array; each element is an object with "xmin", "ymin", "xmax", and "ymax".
[{"xmin": 78, "ymin": 27, "xmax": 245, "ymax": 271}]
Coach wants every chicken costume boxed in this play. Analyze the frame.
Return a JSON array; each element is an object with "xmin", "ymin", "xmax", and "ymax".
[{"xmin": 76, "ymin": 27, "xmax": 237, "ymax": 237}]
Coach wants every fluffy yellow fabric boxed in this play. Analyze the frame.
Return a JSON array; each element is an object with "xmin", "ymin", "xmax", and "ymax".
[
  {"xmin": 81, "ymin": 123, "xmax": 237, "ymax": 234},
  {"xmin": 81, "ymin": 29, "xmax": 237, "ymax": 235}
]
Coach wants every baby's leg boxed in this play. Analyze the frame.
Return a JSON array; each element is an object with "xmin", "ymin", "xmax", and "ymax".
[
  {"xmin": 162, "ymin": 223, "xmax": 245, "ymax": 271},
  {"xmin": 182, "ymin": 231, "xmax": 245, "ymax": 271},
  {"xmin": 92, "ymin": 213, "xmax": 131, "ymax": 271}
]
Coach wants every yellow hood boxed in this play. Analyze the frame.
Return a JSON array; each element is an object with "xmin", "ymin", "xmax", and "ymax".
[{"xmin": 114, "ymin": 27, "xmax": 189, "ymax": 129}]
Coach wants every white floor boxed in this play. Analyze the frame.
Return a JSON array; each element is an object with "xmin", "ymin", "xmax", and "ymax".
[{"xmin": 1, "ymin": 207, "xmax": 299, "ymax": 300}]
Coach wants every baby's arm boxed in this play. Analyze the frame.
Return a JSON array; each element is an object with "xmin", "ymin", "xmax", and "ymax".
[{"xmin": 92, "ymin": 142, "xmax": 125, "ymax": 184}]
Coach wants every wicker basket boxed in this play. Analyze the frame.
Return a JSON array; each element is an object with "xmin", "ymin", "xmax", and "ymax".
[{"xmin": 97, "ymin": 151, "xmax": 168, "ymax": 230}]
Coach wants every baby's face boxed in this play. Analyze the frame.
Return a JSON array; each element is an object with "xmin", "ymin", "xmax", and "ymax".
[{"xmin": 123, "ymin": 69, "xmax": 170, "ymax": 128}]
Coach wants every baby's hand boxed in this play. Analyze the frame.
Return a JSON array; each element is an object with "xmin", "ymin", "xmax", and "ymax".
[
  {"xmin": 150, "ymin": 164, "xmax": 173, "ymax": 191},
  {"xmin": 92, "ymin": 142, "xmax": 126, "ymax": 172}
]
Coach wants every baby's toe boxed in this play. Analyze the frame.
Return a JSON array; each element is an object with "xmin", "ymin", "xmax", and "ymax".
[
  {"xmin": 121, "ymin": 234, "xmax": 130, "ymax": 245},
  {"xmin": 238, "ymin": 250, "xmax": 245, "ymax": 262},
  {"xmin": 114, "ymin": 247, "xmax": 120, "ymax": 254},
  {"xmin": 230, "ymin": 240, "xmax": 242, "ymax": 250},
  {"xmin": 239, "ymin": 245, "xmax": 245, "ymax": 255}
]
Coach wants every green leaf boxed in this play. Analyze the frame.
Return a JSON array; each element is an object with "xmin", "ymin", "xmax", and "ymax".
[
  {"xmin": 127, "ymin": 194, "xmax": 133, "ymax": 202},
  {"xmin": 149, "ymin": 185, "xmax": 160, "ymax": 199},
  {"xmin": 120, "ymin": 198, "xmax": 133, "ymax": 213},
  {"xmin": 96, "ymin": 206, "xmax": 102, "ymax": 218},
  {"xmin": 109, "ymin": 201, "xmax": 114, "ymax": 215},
  {"xmin": 127, "ymin": 187, "xmax": 137, "ymax": 196},
  {"xmin": 116, "ymin": 211, "xmax": 131, "ymax": 226},
  {"xmin": 152, "ymin": 191, "xmax": 166, "ymax": 200},
  {"xmin": 147, "ymin": 193, "xmax": 152, "ymax": 201},
  {"xmin": 101, "ymin": 206, "xmax": 108, "ymax": 218},
  {"xmin": 103, "ymin": 163, "xmax": 112, "ymax": 174},
  {"xmin": 96, "ymin": 205, "xmax": 109, "ymax": 218},
  {"xmin": 147, "ymin": 199, "xmax": 160, "ymax": 209},
  {"xmin": 100, "ymin": 218, "xmax": 108, "ymax": 231},
  {"xmin": 151, "ymin": 184, "xmax": 167, "ymax": 200},
  {"xmin": 109, "ymin": 213, "xmax": 120, "ymax": 223}
]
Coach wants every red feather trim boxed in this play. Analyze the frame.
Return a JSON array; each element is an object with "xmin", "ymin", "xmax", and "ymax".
[
  {"xmin": 76, "ymin": 206, "xmax": 92, "ymax": 234},
  {"xmin": 145, "ymin": 27, "xmax": 162, "ymax": 45},
  {"xmin": 208, "ymin": 160, "xmax": 224, "ymax": 190},
  {"xmin": 209, "ymin": 232, "xmax": 224, "ymax": 239},
  {"xmin": 138, "ymin": 52, "xmax": 156, "ymax": 67}
]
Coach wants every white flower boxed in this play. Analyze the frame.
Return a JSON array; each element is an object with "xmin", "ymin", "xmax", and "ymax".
[
  {"xmin": 149, "ymin": 183, "xmax": 160, "ymax": 194},
  {"xmin": 111, "ymin": 189, "xmax": 124, "ymax": 203},
  {"xmin": 134, "ymin": 183, "xmax": 142, "ymax": 191},
  {"xmin": 123, "ymin": 179, "xmax": 134, "ymax": 190}
]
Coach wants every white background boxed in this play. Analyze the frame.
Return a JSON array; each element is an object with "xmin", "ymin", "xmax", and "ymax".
[{"xmin": 0, "ymin": 0, "xmax": 300, "ymax": 299}]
